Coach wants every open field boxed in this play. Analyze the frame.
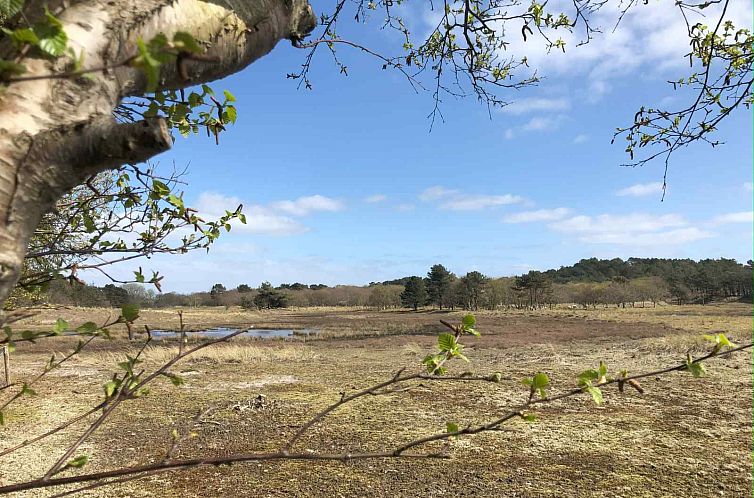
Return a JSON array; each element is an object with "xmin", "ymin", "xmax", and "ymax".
[{"xmin": 1, "ymin": 303, "xmax": 752, "ymax": 497}]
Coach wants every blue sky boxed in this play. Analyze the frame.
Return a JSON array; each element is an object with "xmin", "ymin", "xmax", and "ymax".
[{"xmin": 90, "ymin": 0, "xmax": 753, "ymax": 292}]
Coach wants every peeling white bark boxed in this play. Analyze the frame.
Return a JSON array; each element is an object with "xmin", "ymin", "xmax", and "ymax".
[{"xmin": 0, "ymin": 0, "xmax": 316, "ymax": 309}]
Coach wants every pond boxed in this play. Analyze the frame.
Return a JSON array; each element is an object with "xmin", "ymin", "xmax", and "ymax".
[{"xmin": 149, "ymin": 327, "xmax": 319, "ymax": 340}]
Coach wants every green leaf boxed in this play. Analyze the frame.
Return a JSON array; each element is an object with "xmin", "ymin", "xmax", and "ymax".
[
  {"xmin": 223, "ymin": 105, "xmax": 238, "ymax": 124},
  {"xmin": 103, "ymin": 380, "xmax": 118, "ymax": 398},
  {"xmin": 82, "ymin": 213, "xmax": 96, "ymax": 233},
  {"xmin": 0, "ymin": 0, "xmax": 25, "ymax": 18},
  {"xmin": 437, "ymin": 333, "xmax": 457, "ymax": 352},
  {"xmin": 586, "ymin": 386, "xmax": 604, "ymax": 405},
  {"xmin": 686, "ymin": 360, "xmax": 706, "ymax": 378},
  {"xmin": 532, "ymin": 372, "xmax": 549, "ymax": 389},
  {"xmin": 67, "ymin": 454, "xmax": 89, "ymax": 468},
  {"xmin": 598, "ymin": 361, "xmax": 608, "ymax": 378},
  {"xmin": 53, "ymin": 318, "xmax": 69, "ymax": 334},
  {"xmin": 173, "ymin": 31, "xmax": 202, "ymax": 53},
  {"xmin": 446, "ymin": 421, "xmax": 459, "ymax": 433},
  {"xmin": 132, "ymin": 37, "xmax": 161, "ymax": 91},
  {"xmin": 2, "ymin": 27, "xmax": 39, "ymax": 47},
  {"xmin": 151, "ymin": 179, "xmax": 170, "ymax": 197},
  {"xmin": 21, "ymin": 383, "xmax": 36, "ymax": 396},
  {"xmin": 121, "ymin": 304, "xmax": 139, "ymax": 322},
  {"xmin": 0, "ymin": 59, "xmax": 26, "ymax": 78},
  {"xmin": 704, "ymin": 333, "xmax": 736, "ymax": 351},
  {"xmin": 461, "ymin": 314, "xmax": 476, "ymax": 329},
  {"xmin": 222, "ymin": 89, "xmax": 236, "ymax": 102},
  {"xmin": 167, "ymin": 194, "xmax": 184, "ymax": 209},
  {"xmin": 147, "ymin": 33, "xmax": 173, "ymax": 63},
  {"xmin": 422, "ymin": 353, "xmax": 443, "ymax": 374},
  {"xmin": 21, "ymin": 329, "xmax": 37, "ymax": 341},
  {"xmin": 75, "ymin": 322, "xmax": 99, "ymax": 335},
  {"xmin": 532, "ymin": 372, "xmax": 549, "ymax": 398},
  {"xmin": 521, "ymin": 413, "xmax": 537, "ymax": 422},
  {"xmin": 465, "ymin": 328, "xmax": 480, "ymax": 337},
  {"xmin": 578, "ymin": 369, "xmax": 599, "ymax": 386},
  {"xmin": 163, "ymin": 373, "xmax": 185, "ymax": 386},
  {"xmin": 33, "ymin": 10, "xmax": 68, "ymax": 57}
]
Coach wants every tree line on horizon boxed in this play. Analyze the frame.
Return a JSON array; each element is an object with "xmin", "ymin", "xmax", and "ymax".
[{"xmin": 9, "ymin": 257, "xmax": 751, "ymax": 311}]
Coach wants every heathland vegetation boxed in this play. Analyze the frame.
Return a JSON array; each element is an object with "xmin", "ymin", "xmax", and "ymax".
[{"xmin": 13, "ymin": 257, "xmax": 751, "ymax": 311}]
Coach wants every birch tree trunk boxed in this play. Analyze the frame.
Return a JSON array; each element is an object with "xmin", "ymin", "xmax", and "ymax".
[{"xmin": 0, "ymin": 0, "xmax": 316, "ymax": 310}]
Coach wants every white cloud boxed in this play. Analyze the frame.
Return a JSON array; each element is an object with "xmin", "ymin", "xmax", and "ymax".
[
  {"xmin": 573, "ymin": 134, "xmax": 589, "ymax": 144},
  {"xmin": 582, "ymin": 227, "xmax": 714, "ymax": 246},
  {"xmin": 503, "ymin": 114, "xmax": 566, "ymax": 136},
  {"xmin": 365, "ymin": 194, "xmax": 387, "ymax": 203},
  {"xmin": 194, "ymin": 192, "xmax": 244, "ymax": 217},
  {"xmin": 522, "ymin": 116, "xmax": 560, "ymax": 132},
  {"xmin": 443, "ymin": 194, "xmax": 524, "ymax": 211},
  {"xmin": 196, "ymin": 192, "xmax": 306, "ymax": 236},
  {"xmin": 503, "ymin": 208, "xmax": 571, "ymax": 223},
  {"xmin": 616, "ymin": 182, "xmax": 664, "ymax": 197},
  {"xmin": 419, "ymin": 186, "xmax": 460, "ymax": 201},
  {"xmin": 420, "ymin": 186, "xmax": 524, "ymax": 210},
  {"xmin": 500, "ymin": 98, "xmax": 570, "ymax": 115},
  {"xmin": 395, "ymin": 203, "xmax": 416, "ymax": 212},
  {"xmin": 271, "ymin": 195, "xmax": 344, "ymax": 216},
  {"xmin": 744, "ymin": 182, "xmax": 753, "ymax": 193},
  {"xmin": 711, "ymin": 211, "xmax": 753, "ymax": 225},
  {"xmin": 586, "ymin": 80, "xmax": 612, "ymax": 103},
  {"xmin": 549, "ymin": 212, "xmax": 712, "ymax": 246},
  {"xmin": 239, "ymin": 207, "xmax": 307, "ymax": 235},
  {"xmin": 194, "ymin": 192, "xmax": 346, "ymax": 236},
  {"xmin": 555, "ymin": 213, "xmax": 687, "ymax": 234},
  {"xmin": 482, "ymin": 0, "xmax": 752, "ymax": 106}
]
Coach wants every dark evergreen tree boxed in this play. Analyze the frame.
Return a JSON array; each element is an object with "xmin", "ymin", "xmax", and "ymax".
[
  {"xmin": 426, "ymin": 264, "xmax": 453, "ymax": 309},
  {"xmin": 400, "ymin": 277, "xmax": 427, "ymax": 311},
  {"xmin": 253, "ymin": 282, "xmax": 288, "ymax": 309}
]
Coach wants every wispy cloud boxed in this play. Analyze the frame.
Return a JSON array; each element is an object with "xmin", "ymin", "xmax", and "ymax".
[
  {"xmin": 195, "ymin": 192, "xmax": 344, "ymax": 236},
  {"xmin": 711, "ymin": 211, "xmax": 753, "ymax": 225},
  {"xmin": 573, "ymin": 134, "xmax": 589, "ymax": 144},
  {"xmin": 581, "ymin": 227, "xmax": 714, "ymax": 246},
  {"xmin": 365, "ymin": 194, "xmax": 387, "ymax": 203},
  {"xmin": 420, "ymin": 186, "xmax": 524, "ymax": 211},
  {"xmin": 271, "ymin": 195, "xmax": 344, "ymax": 216},
  {"xmin": 500, "ymin": 97, "xmax": 570, "ymax": 115},
  {"xmin": 443, "ymin": 195, "xmax": 524, "ymax": 211},
  {"xmin": 195, "ymin": 192, "xmax": 306, "ymax": 236},
  {"xmin": 503, "ymin": 208, "xmax": 571, "ymax": 223},
  {"xmin": 616, "ymin": 182, "xmax": 664, "ymax": 197},
  {"xmin": 419, "ymin": 186, "xmax": 460, "ymax": 201},
  {"xmin": 195, "ymin": 192, "xmax": 245, "ymax": 217},
  {"xmin": 550, "ymin": 212, "xmax": 713, "ymax": 246},
  {"xmin": 395, "ymin": 203, "xmax": 416, "ymax": 212},
  {"xmin": 522, "ymin": 116, "xmax": 561, "ymax": 132},
  {"xmin": 239, "ymin": 207, "xmax": 308, "ymax": 235}
]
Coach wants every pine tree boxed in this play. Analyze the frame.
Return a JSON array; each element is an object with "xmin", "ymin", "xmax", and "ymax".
[
  {"xmin": 426, "ymin": 264, "xmax": 453, "ymax": 309},
  {"xmin": 400, "ymin": 277, "xmax": 427, "ymax": 311}
]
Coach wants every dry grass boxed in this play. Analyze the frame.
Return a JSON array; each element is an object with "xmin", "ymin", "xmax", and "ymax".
[
  {"xmin": 68, "ymin": 342, "xmax": 321, "ymax": 370},
  {"xmin": 1, "ymin": 303, "xmax": 751, "ymax": 497},
  {"xmin": 140, "ymin": 343, "xmax": 320, "ymax": 365}
]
